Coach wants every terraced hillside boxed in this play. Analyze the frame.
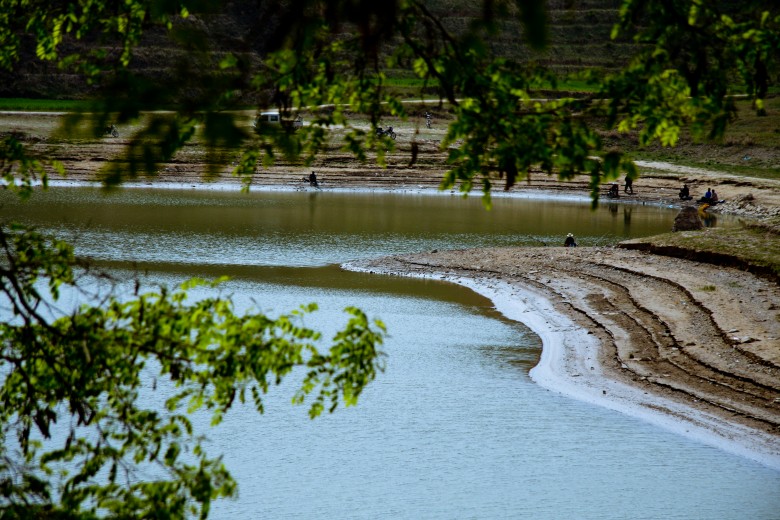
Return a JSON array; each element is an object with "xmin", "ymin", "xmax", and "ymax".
[
  {"xmin": 418, "ymin": 0, "xmax": 631, "ymax": 73},
  {"xmin": 0, "ymin": 0, "xmax": 631, "ymax": 102}
]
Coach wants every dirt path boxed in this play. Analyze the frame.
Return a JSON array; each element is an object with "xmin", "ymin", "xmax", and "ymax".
[{"xmin": 347, "ymin": 247, "xmax": 780, "ymax": 468}]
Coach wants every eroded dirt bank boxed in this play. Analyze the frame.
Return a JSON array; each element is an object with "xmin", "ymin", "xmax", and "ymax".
[{"xmin": 346, "ymin": 247, "xmax": 780, "ymax": 468}]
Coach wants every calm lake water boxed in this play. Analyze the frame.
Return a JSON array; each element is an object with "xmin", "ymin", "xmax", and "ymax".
[{"xmin": 3, "ymin": 187, "xmax": 778, "ymax": 519}]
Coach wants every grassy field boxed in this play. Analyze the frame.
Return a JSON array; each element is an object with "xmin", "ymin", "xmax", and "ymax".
[
  {"xmin": 624, "ymin": 226, "xmax": 780, "ymax": 281},
  {"xmin": 0, "ymin": 98, "xmax": 96, "ymax": 111},
  {"xmin": 622, "ymin": 97, "xmax": 780, "ymax": 180}
]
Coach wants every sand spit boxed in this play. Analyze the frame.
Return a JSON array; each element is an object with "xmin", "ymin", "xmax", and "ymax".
[{"xmin": 344, "ymin": 247, "xmax": 780, "ymax": 470}]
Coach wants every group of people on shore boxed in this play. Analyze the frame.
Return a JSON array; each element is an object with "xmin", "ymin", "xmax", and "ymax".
[
  {"xmin": 606, "ymin": 176, "xmax": 723, "ymax": 205},
  {"xmin": 679, "ymin": 184, "xmax": 723, "ymax": 204},
  {"xmin": 698, "ymin": 187, "xmax": 721, "ymax": 204},
  {"xmin": 576, "ymin": 181, "xmax": 726, "ymax": 247},
  {"xmin": 606, "ymin": 175, "xmax": 635, "ymax": 198}
]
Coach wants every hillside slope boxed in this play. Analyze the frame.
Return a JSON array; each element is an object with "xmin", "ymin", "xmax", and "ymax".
[{"xmin": 0, "ymin": 0, "xmax": 630, "ymax": 102}]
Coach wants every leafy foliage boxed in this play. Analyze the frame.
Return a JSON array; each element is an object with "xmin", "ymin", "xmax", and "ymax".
[
  {"xmin": 0, "ymin": 223, "xmax": 385, "ymax": 517},
  {"xmin": 3, "ymin": 1, "xmax": 775, "ymax": 200},
  {"xmin": 0, "ymin": 0, "xmax": 778, "ymax": 516}
]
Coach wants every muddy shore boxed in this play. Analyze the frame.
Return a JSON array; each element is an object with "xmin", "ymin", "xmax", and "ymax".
[{"xmin": 344, "ymin": 246, "xmax": 780, "ymax": 470}]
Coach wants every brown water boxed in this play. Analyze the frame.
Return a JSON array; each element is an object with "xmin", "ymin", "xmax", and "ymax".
[{"xmin": 6, "ymin": 188, "xmax": 689, "ymax": 268}]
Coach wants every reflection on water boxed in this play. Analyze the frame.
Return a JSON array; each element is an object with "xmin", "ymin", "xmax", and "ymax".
[
  {"xmin": 703, "ymin": 211, "xmax": 718, "ymax": 228},
  {"xmin": 2, "ymin": 188, "xmax": 776, "ymax": 519}
]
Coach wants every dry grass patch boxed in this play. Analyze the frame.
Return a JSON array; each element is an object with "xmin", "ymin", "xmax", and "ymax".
[{"xmin": 622, "ymin": 226, "xmax": 780, "ymax": 281}]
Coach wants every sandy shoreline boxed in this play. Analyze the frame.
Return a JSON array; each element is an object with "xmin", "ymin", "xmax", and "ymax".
[
  {"xmin": 344, "ymin": 246, "xmax": 780, "ymax": 471},
  {"xmin": 45, "ymin": 178, "xmax": 595, "ymax": 202}
]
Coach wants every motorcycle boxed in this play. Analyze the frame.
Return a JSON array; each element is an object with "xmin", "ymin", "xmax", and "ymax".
[
  {"xmin": 376, "ymin": 126, "xmax": 397, "ymax": 140},
  {"xmin": 103, "ymin": 124, "xmax": 119, "ymax": 138}
]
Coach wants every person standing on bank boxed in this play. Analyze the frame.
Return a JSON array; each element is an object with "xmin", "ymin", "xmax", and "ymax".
[{"xmin": 624, "ymin": 174, "xmax": 634, "ymax": 194}]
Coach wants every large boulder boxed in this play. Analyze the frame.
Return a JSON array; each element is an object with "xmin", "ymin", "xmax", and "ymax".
[{"xmin": 672, "ymin": 206, "xmax": 704, "ymax": 231}]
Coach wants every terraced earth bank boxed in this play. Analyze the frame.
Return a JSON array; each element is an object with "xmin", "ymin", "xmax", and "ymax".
[
  {"xmin": 351, "ymin": 247, "xmax": 780, "ymax": 455},
  {"xmin": 0, "ymin": 0, "xmax": 633, "ymax": 101}
]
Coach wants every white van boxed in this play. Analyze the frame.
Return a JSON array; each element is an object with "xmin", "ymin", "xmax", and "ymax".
[
  {"xmin": 256, "ymin": 111, "xmax": 281, "ymax": 125},
  {"xmin": 253, "ymin": 111, "xmax": 302, "ymax": 131}
]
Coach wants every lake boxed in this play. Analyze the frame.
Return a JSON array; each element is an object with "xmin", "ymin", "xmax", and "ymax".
[{"xmin": 2, "ymin": 187, "xmax": 777, "ymax": 519}]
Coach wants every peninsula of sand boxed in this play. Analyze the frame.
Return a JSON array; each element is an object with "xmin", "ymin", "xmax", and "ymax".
[
  {"xmin": 343, "ymin": 244, "xmax": 780, "ymax": 470},
  {"xmin": 47, "ymin": 161, "xmax": 780, "ymax": 471}
]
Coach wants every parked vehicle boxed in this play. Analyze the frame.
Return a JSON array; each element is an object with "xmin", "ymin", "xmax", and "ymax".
[
  {"xmin": 103, "ymin": 124, "xmax": 119, "ymax": 138},
  {"xmin": 376, "ymin": 126, "xmax": 396, "ymax": 139},
  {"xmin": 253, "ymin": 111, "xmax": 303, "ymax": 132},
  {"xmin": 255, "ymin": 111, "xmax": 281, "ymax": 125}
]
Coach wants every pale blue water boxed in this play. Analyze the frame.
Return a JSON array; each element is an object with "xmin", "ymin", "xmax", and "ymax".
[{"xmin": 2, "ymin": 188, "xmax": 777, "ymax": 519}]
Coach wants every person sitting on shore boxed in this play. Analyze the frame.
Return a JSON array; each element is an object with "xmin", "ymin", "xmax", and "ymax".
[
  {"xmin": 607, "ymin": 183, "xmax": 619, "ymax": 198},
  {"xmin": 698, "ymin": 188, "xmax": 712, "ymax": 204},
  {"xmin": 711, "ymin": 189, "xmax": 719, "ymax": 203},
  {"xmin": 679, "ymin": 184, "xmax": 692, "ymax": 200},
  {"xmin": 564, "ymin": 233, "xmax": 577, "ymax": 247}
]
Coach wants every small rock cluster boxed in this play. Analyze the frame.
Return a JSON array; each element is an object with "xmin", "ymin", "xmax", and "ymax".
[{"xmin": 718, "ymin": 194, "xmax": 780, "ymax": 221}]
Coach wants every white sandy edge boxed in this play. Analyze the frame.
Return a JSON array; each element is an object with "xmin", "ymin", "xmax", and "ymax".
[
  {"xmin": 342, "ymin": 262, "xmax": 780, "ymax": 472},
  {"xmin": 44, "ymin": 179, "xmax": 599, "ymax": 202}
]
